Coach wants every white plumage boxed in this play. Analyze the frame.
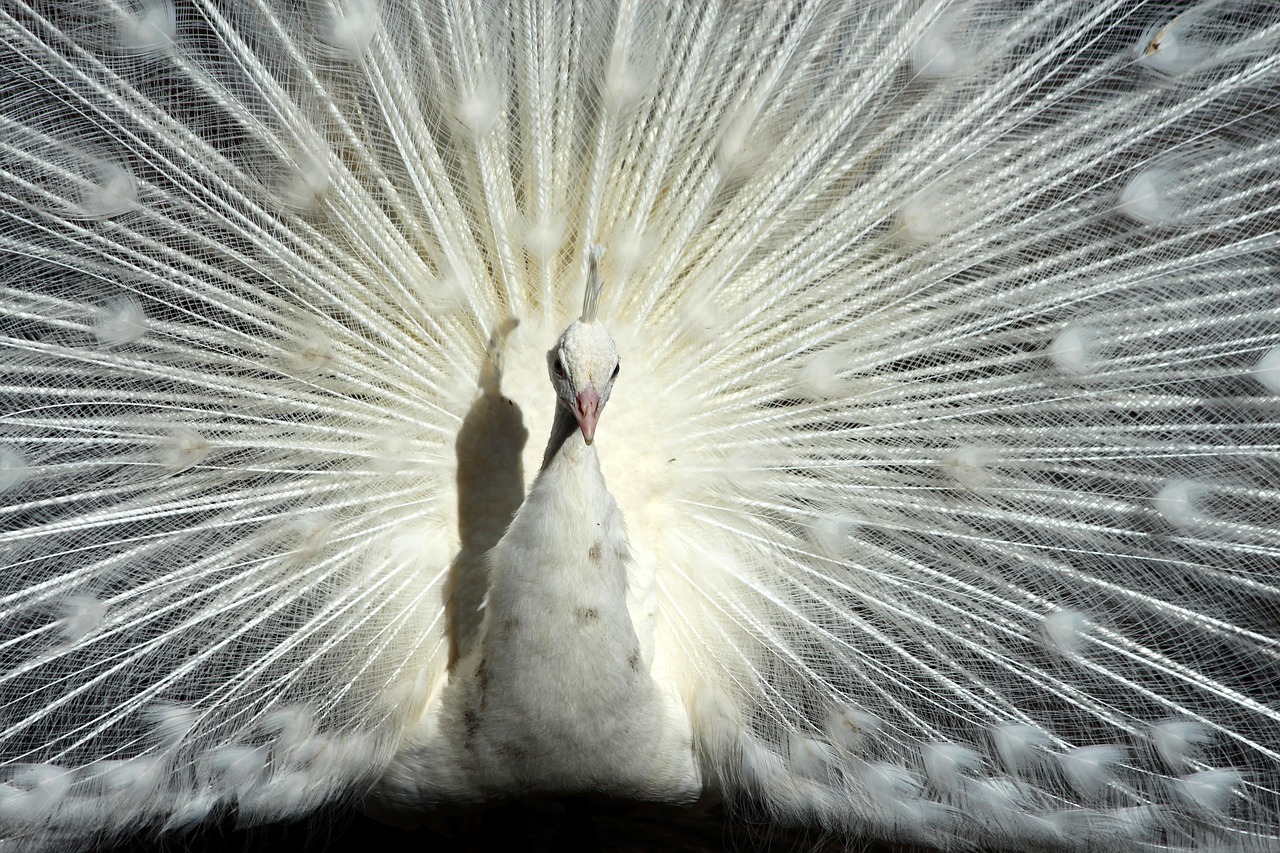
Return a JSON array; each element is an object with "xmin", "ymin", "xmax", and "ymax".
[
  {"xmin": 0, "ymin": 1, "xmax": 1278, "ymax": 851},
  {"xmin": 373, "ymin": 254, "xmax": 701, "ymax": 816}
]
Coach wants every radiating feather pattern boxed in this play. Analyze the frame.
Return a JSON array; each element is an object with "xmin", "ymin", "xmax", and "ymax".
[{"xmin": 0, "ymin": 1, "xmax": 1278, "ymax": 851}]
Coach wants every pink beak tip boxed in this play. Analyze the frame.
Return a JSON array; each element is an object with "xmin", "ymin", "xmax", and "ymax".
[{"xmin": 575, "ymin": 387, "xmax": 601, "ymax": 443}]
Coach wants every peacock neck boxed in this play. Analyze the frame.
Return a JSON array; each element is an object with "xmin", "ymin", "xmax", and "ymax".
[{"xmin": 541, "ymin": 402, "xmax": 592, "ymax": 471}]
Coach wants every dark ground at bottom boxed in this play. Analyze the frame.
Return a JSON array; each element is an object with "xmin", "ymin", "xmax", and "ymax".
[{"xmin": 108, "ymin": 798, "xmax": 936, "ymax": 853}]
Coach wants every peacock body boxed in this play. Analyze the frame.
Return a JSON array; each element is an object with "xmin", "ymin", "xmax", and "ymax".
[
  {"xmin": 1, "ymin": 1, "xmax": 1278, "ymax": 851},
  {"xmin": 374, "ymin": 263, "xmax": 703, "ymax": 815}
]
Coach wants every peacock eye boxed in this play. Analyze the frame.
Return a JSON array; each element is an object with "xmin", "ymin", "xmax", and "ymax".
[
  {"xmin": 611, "ymin": 362, "xmax": 620, "ymax": 380},
  {"xmin": 553, "ymin": 356, "xmax": 566, "ymax": 378}
]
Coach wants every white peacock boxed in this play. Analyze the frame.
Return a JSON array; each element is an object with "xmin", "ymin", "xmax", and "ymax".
[{"xmin": 0, "ymin": 2, "xmax": 1278, "ymax": 852}]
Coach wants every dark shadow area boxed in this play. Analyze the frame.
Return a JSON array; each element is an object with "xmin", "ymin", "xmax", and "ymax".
[
  {"xmin": 107, "ymin": 799, "xmax": 937, "ymax": 853},
  {"xmin": 444, "ymin": 319, "xmax": 527, "ymax": 669}
]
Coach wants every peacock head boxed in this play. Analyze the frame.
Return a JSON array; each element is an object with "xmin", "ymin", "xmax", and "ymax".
[{"xmin": 548, "ymin": 246, "xmax": 620, "ymax": 444}]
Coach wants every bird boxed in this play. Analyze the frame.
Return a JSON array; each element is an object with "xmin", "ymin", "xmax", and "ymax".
[
  {"xmin": 371, "ymin": 247, "xmax": 704, "ymax": 819},
  {"xmin": 0, "ymin": 1, "xmax": 1277, "ymax": 852}
]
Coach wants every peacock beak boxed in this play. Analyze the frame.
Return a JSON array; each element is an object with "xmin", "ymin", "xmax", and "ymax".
[{"xmin": 575, "ymin": 386, "xmax": 601, "ymax": 443}]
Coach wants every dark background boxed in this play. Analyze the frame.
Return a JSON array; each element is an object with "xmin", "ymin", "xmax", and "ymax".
[{"xmin": 108, "ymin": 799, "xmax": 930, "ymax": 852}]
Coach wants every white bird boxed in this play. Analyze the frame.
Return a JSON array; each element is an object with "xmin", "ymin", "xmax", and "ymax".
[
  {"xmin": 0, "ymin": 2, "xmax": 1278, "ymax": 852},
  {"xmin": 372, "ymin": 249, "xmax": 702, "ymax": 818}
]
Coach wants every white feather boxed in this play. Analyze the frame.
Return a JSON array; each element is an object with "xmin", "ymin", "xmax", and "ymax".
[{"xmin": 1, "ymin": 1, "xmax": 1278, "ymax": 851}]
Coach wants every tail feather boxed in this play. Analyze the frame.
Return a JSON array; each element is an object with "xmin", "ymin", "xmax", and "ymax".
[{"xmin": 1, "ymin": 0, "xmax": 1278, "ymax": 850}]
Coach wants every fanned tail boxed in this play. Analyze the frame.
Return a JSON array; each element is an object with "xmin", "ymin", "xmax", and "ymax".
[
  {"xmin": 0, "ymin": 2, "xmax": 1277, "ymax": 851},
  {"xmin": 642, "ymin": 3, "xmax": 1280, "ymax": 849}
]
